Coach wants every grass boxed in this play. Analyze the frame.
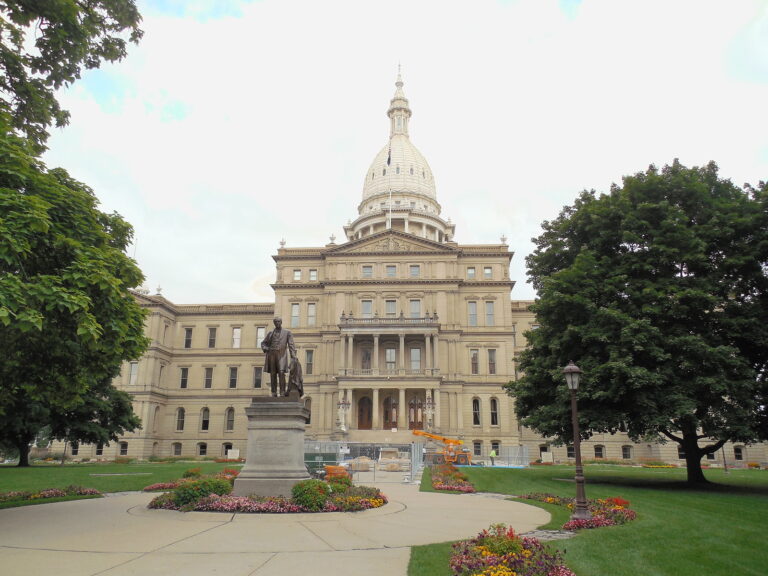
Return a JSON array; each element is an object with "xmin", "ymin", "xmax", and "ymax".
[
  {"xmin": 408, "ymin": 465, "xmax": 768, "ymax": 576},
  {"xmin": 0, "ymin": 461, "xmax": 240, "ymax": 494}
]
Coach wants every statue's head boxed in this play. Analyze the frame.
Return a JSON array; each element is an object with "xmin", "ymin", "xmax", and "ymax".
[{"xmin": 273, "ymin": 316, "xmax": 282, "ymax": 328}]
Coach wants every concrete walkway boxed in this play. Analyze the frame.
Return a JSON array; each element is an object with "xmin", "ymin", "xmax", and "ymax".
[{"xmin": 0, "ymin": 484, "xmax": 549, "ymax": 576}]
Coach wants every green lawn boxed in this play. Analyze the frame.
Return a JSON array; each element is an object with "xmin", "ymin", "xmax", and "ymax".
[
  {"xmin": 0, "ymin": 461, "xmax": 240, "ymax": 494},
  {"xmin": 409, "ymin": 465, "xmax": 768, "ymax": 576}
]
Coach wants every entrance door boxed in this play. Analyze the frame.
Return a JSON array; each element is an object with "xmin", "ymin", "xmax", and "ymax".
[
  {"xmin": 358, "ymin": 397, "xmax": 372, "ymax": 430},
  {"xmin": 408, "ymin": 398, "xmax": 424, "ymax": 430},
  {"xmin": 383, "ymin": 396, "xmax": 397, "ymax": 428}
]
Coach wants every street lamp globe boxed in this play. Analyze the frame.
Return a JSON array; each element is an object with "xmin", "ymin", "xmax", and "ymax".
[{"xmin": 563, "ymin": 361, "xmax": 581, "ymax": 390}]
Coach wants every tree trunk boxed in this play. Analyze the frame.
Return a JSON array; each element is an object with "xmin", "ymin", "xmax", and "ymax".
[
  {"xmin": 15, "ymin": 438, "xmax": 30, "ymax": 467},
  {"xmin": 680, "ymin": 424, "xmax": 708, "ymax": 485}
]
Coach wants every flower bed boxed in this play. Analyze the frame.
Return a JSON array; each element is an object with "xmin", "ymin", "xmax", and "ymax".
[
  {"xmin": 450, "ymin": 523, "xmax": 575, "ymax": 576},
  {"xmin": 146, "ymin": 474, "xmax": 388, "ymax": 513},
  {"xmin": 0, "ymin": 485, "xmax": 101, "ymax": 504},
  {"xmin": 431, "ymin": 463, "xmax": 476, "ymax": 493},
  {"xmin": 519, "ymin": 493, "xmax": 637, "ymax": 531}
]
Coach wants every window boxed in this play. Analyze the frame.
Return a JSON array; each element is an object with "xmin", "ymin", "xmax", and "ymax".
[
  {"xmin": 386, "ymin": 265, "xmax": 396, "ymax": 277},
  {"xmin": 253, "ymin": 367, "xmax": 263, "ymax": 388},
  {"xmin": 129, "ymin": 361, "xmax": 138, "ymax": 385},
  {"xmin": 204, "ymin": 367, "xmax": 213, "ymax": 388},
  {"xmin": 222, "ymin": 442, "xmax": 233, "ymax": 456},
  {"xmin": 291, "ymin": 303, "xmax": 300, "ymax": 327},
  {"xmin": 488, "ymin": 349, "xmax": 497, "ymax": 375},
  {"xmin": 305, "ymin": 398, "xmax": 312, "ymax": 425},
  {"xmin": 385, "ymin": 348, "xmax": 396, "ymax": 370},
  {"xmin": 257, "ymin": 326, "xmax": 266, "ymax": 346},
  {"xmin": 184, "ymin": 328, "xmax": 193, "ymax": 348},
  {"xmin": 472, "ymin": 398, "xmax": 481, "ymax": 425},
  {"xmin": 172, "ymin": 442, "xmax": 182, "ymax": 456},
  {"xmin": 176, "ymin": 408, "xmax": 185, "ymax": 431},
  {"xmin": 159, "ymin": 365, "xmax": 165, "ymax": 384},
  {"xmin": 409, "ymin": 264, "xmax": 420, "ymax": 278},
  {"xmin": 706, "ymin": 451, "xmax": 716, "ymax": 460},
  {"xmin": 305, "ymin": 350, "xmax": 314, "ymax": 375},
  {"xmin": 409, "ymin": 299, "xmax": 421, "ymax": 318},
  {"xmin": 491, "ymin": 441, "xmax": 500, "ymax": 453},
  {"xmin": 483, "ymin": 266, "xmax": 492, "ymax": 279},
  {"xmin": 179, "ymin": 367, "xmax": 189, "ymax": 389},
  {"xmin": 119, "ymin": 442, "xmax": 128, "ymax": 456},
  {"xmin": 228, "ymin": 367, "xmax": 238, "ymax": 388},
  {"xmin": 567, "ymin": 445, "xmax": 575, "ymax": 458},
  {"xmin": 200, "ymin": 408, "xmax": 210, "ymax": 431},
  {"xmin": 734, "ymin": 446, "xmax": 744, "ymax": 461},
  {"xmin": 473, "ymin": 441, "xmax": 482, "ymax": 456},
  {"xmin": 622, "ymin": 445, "xmax": 633, "ymax": 459},
  {"xmin": 208, "ymin": 327, "xmax": 217, "ymax": 348},
  {"xmin": 470, "ymin": 349, "xmax": 479, "ymax": 375},
  {"xmin": 71, "ymin": 443, "xmax": 79, "ymax": 456},
  {"xmin": 485, "ymin": 301, "xmax": 495, "ymax": 326},
  {"xmin": 362, "ymin": 265, "xmax": 373, "ymax": 278},
  {"xmin": 361, "ymin": 348, "xmax": 371, "ymax": 370},
  {"xmin": 678, "ymin": 446, "xmax": 686, "ymax": 459},
  {"xmin": 362, "ymin": 300, "xmax": 373, "ymax": 318},
  {"xmin": 96, "ymin": 444, "xmax": 103, "ymax": 456},
  {"xmin": 467, "ymin": 267, "xmax": 476, "ymax": 279},
  {"xmin": 232, "ymin": 327, "xmax": 241, "ymax": 348},
  {"xmin": 539, "ymin": 444, "xmax": 549, "ymax": 457},
  {"xmin": 293, "ymin": 269, "xmax": 301, "ymax": 281},
  {"xmin": 198, "ymin": 443, "xmax": 207, "ymax": 457},
  {"xmin": 225, "ymin": 408, "xmax": 235, "ymax": 432},
  {"xmin": 307, "ymin": 303, "xmax": 316, "ymax": 326},
  {"xmin": 490, "ymin": 397, "xmax": 499, "ymax": 426},
  {"xmin": 468, "ymin": 302, "xmax": 477, "ymax": 326},
  {"xmin": 309, "ymin": 269, "xmax": 318, "ymax": 281},
  {"xmin": 385, "ymin": 300, "xmax": 397, "ymax": 317},
  {"xmin": 594, "ymin": 445, "xmax": 605, "ymax": 459},
  {"xmin": 410, "ymin": 348, "xmax": 421, "ymax": 371}
]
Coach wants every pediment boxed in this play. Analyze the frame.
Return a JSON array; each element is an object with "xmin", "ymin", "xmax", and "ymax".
[{"xmin": 326, "ymin": 231, "xmax": 456, "ymax": 255}]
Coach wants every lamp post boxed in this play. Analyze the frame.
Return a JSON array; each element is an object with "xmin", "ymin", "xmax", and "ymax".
[{"xmin": 563, "ymin": 361, "xmax": 590, "ymax": 520}]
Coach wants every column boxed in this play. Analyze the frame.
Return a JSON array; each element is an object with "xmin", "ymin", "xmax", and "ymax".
[
  {"xmin": 372, "ymin": 388, "xmax": 380, "ymax": 429},
  {"xmin": 456, "ymin": 392, "xmax": 464, "ymax": 429},
  {"xmin": 398, "ymin": 388, "xmax": 407, "ymax": 429},
  {"xmin": 425, "ymin": 334, "xmax": 432, "ymax": 373},
  {"xmin": 434, "ymin": 389, "xmax": 441, "ymax": 431},
  {"xmin": 340, "ymin": 336, "xmax": 346, "ymax": 373},
  {"xmin": 347, "ymin": 334, "xmax": 354, "ymax": 372},
  {"xmin": 404, "ymin": 218, "xmax": 409, "ymax": 234},
  {"xmin": 433, "ymin": 334, "xmax": 439, "ymax": 371},
  {"xmin": 399, "ymin": 333, "xmax": 405, "ymax": 373},
  {"xmin": 373, "ymin": 335, "xmax": 380, "ymax": 374}
]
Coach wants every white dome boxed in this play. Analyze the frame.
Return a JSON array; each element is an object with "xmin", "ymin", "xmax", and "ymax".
[{"xmin": 362, "ymin": 134, "xmax": 436, "ymax": 201}]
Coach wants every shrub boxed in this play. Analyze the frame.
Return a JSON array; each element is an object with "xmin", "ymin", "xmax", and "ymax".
[
  {"xmin": 747, "ymin": 462, "xmax": 761, "ymax": 469},
  {"xmin": 329, "ymin": 475, "xmax": 352, "ymax": 493},
  {"xmin": 182, "ymin": 467, "xmax": 203, "ymax": 479},
  {"xmin": 173, "ymin": 478, "xmax": 232, "ymax": 508},
  {"xmin": 291, "ymin": 479, "xmax": 331, "ymax": 512}
]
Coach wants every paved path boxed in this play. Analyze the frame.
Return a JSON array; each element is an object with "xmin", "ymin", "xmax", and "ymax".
[{"xmin": 0, "ymin": 484, "xmax": 549, "ymax": 576}]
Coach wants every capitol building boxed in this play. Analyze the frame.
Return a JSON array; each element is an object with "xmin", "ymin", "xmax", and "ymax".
[{"xmin": 64, "ymin": 75, "xmax": 764, "ymax": 467}]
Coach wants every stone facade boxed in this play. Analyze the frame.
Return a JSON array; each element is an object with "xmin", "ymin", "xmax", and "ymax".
[{"xmin": 57, "ymin": 75, "xmax": 767, "ymax": 468}]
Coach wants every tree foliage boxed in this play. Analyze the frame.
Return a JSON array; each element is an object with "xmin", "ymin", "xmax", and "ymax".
[
  {"xmin": 0, "ymin": 111, "xmax": 148, "ymax": 465},
  {"xmin": 508, "ymin": 160, "xmax": 768, "ymax": 483},
  {"xmin": 0, "ymin": 0, "xmax": 143, "ymax": 149}
]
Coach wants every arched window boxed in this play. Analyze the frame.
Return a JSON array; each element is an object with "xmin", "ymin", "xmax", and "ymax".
[
  {"xmin": 225, "ymin": 408, "xmax": 235, "ymax": 432},
  {"xmin": 472, "ymin": 398, "xmax": 481, "ymax": 426},
  {"xmin": 222, "ymin": 442, "xmax": 233, "ymax": 457},
  {"xmin": 382, "ymin": 168, "xmax": 386, "ymax": 176},
  {"xmin": 490, "ymin": 397, "xmax": 499, "ymax": 426},
  {"xmin": 152, "ymin": 406, "xmax": 160, "ymax": 433},
  {"xmin": 594, "ymin": 445, "xmax": 605, "ymax": 459},
  {"xmin": 410, "ymin": 166, "xmax": 414, "ymax": 175},
  {"xmin": 198, "ymin": 442, "xmax": 207, "ymax": 456},
  {"xmin": 305, "ymin": 397, "xmax": 312, "ymax": 425},
  {"xmin": 176, "ymin": 408, "xmax": 185, "ymax": 431},
  {"xmin": 172, "ymin": 442, "xmax": 182, "ymax": 456},
  {"xmin": 201, "ymin": 408, "xmax": 210, "ymax": 431},
  {"xmin": 396, "ymin": 165, "xmax": 400, "ymax": 174}
]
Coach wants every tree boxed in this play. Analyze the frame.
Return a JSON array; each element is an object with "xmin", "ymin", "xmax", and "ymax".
[
  {"xmin": 508, "ymin": 160, "xmax": 768, "ymax": 484},
  {"xmin": 0, "ymin": 111, "xmax": 148, "ymax": 465},
  {"xmin": 0, "ymin": 0, "xmax": 143, "ymax": 149}
]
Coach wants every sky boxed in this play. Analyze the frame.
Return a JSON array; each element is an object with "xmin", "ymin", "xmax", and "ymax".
[{"xmin": 43, "ymin": 0, "xmax": 768, "ymax": 304}]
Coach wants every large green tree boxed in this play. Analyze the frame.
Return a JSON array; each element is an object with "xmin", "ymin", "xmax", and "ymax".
[
  {"xmin": 508, "ymin": 160, "xmax": 768, "ymax": 484},
  {"xmin": 0, "ymin": 112, "xmax": 148, "ymax": 465},
  {"xmin": 0, "ymin": 0, "xmax": 143, "ymax": 149}
]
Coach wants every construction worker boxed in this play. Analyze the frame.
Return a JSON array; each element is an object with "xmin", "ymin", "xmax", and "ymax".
[{"xmin": 489, "ymin": 448, "xmax": 496, "ymax": 466}]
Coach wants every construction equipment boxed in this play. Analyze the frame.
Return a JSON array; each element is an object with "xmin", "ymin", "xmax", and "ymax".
[{"xmin": 413, "ymin": 430, "xmax": 472, "ymax": 465}]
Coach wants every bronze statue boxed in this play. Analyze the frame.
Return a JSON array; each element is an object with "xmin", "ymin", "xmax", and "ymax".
[{"xmin": 260, "ymin": 316, "xmax": 297, "ymax": 397}]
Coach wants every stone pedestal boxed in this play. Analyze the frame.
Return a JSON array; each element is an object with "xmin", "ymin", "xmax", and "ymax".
[{"xmin": 233, "ymin": 395, "xmax": 310, "ymax": 497}]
